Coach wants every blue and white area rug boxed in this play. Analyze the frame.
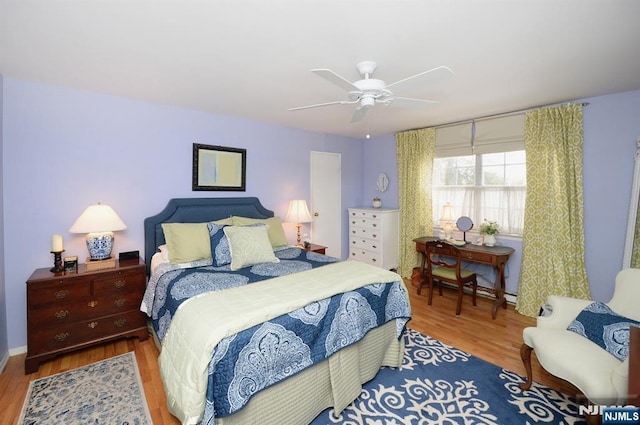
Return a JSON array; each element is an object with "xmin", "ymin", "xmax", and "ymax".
[
  {"xmin": 312, "ymin": 328, "xmax": 585, "ymax": 424},
  {"xmin": 19, "ymin": 352, "xmax": 152, "ymax": 425}
]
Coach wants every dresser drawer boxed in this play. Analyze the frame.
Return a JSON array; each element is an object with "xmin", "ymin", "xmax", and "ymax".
[
  {"xmin": 349, "ymin": 210, "xmax": 385, "ymax": 221},
  {"xmin": 460, "ymin": 251, "xmax": 493, "ymax": 263},
  {"xmin": 349, "ymin": 217, "xmax": 381, "ymax": 230},
  {"xmin": 349, "ymin": 248, "xmax": 382, "ymax": 266},
  {"xmin": 93, "ymin": 270, "xmax": 145, "ymax": 295},
  {"xmin": 349, "ymin": 237, "xmax": 383, "ymax": 253},
  {"xmin": 28, "ymin": 310, "xmax": 146, "ymax": 354},
  {"xmin": 349, "ymin": 226, "xmax": 382, "ymax": 241},
  {"xmin": 27, "ymin": 278, "xmax": 90, "ymax": 306},
  {"xmin": 28, "ymin": 291, "xmax": 144, "ymax": 327}
]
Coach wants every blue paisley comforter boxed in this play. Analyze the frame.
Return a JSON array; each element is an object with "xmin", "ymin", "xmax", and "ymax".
[{"xmin": 143, "ymin": 247, "xmax": 411, "ymax": 423}]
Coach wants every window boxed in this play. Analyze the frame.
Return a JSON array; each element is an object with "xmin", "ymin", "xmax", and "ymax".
[
  {"xmin": 433, "ymin": 151, "xmax": 526, "ymax": 235},
  {"xmin": 432, "ymin": 113, "xmax": 526, "ymax": 236}
]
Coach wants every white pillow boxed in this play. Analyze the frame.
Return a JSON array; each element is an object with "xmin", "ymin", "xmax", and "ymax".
[{"xmin": 223, "ymin": 225, "xmax": 280, "ymax": 270}]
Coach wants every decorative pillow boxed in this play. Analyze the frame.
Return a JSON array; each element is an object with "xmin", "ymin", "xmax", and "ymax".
[
  {"xmin": 232, "ymin": 216, "xmax": 288, "ymax": 247},
  {"xmin": 213, "ymin": 217, "xmax": 234, "ymax": 226},
  {"xmin": 207, "ymin": 222, "xmax": 232, "ymax": 266},
  {"xmin": 567, "ymin": 302, "xmax": 640, "ymax": 361},
  {"xmin": 223, "ymin": 225, "xmax": 280, "ymax": 270},
  {"xmin": 161, "ymin": 222, "xmax": 211, "ymax": 263}
]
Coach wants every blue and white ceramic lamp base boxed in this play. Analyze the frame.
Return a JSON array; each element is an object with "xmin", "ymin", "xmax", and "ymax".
[{"xmin": 86, "ymin": 231, "xmax": 115, "ymax": 260}]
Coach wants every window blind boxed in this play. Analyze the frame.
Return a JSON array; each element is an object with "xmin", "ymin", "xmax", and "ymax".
[{"xmin": 434, "ymin": 113, "xmax": 525, "ymax": 157}]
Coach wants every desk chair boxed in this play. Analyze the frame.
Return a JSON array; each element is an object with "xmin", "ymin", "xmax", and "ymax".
[{"xmin": 422, "ymin": 240, "xmax": 478, "ymax": 315}]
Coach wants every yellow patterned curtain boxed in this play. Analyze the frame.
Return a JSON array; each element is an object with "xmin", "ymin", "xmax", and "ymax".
[
  {"xmin": 395, "ymin": 128, "xmax": 435, "ymax": 278},
  {"xmin": 516, "ymin": 104, "xmax": 591, "ymax": 317}
]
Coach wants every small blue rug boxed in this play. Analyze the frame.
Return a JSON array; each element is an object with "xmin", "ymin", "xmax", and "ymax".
[
  {"xmin": 19, "ymin": 352, "xmax": 152, "ymax": 425},
  {"xmin": 312, "ymin": 328, "xmax": 585, "ymax": 424}
]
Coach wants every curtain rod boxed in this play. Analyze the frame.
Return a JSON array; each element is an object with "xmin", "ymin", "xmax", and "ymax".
[{"xmin": 420, "ymin": 101, "xmax": 590, "ymax": 131}]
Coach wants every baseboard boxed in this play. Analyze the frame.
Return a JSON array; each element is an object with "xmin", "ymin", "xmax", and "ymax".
[{"xmin": 9, "ymin": 345, "xmax": 27, "ymax": 356}]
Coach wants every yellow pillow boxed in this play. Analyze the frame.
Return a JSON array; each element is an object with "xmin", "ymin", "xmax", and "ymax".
[
  {"xmin": 232, "ymin": 216, "xmax": 288, "ymax": 247},
  {"xmin": 223, "ymin": 225, "xmax": 280, "ymax": 270},
  {"xmin": 213, "ymin": 217, "xmax": 234, "ymax": 226},
  {"xmin": 161, "ymin": 222, "xmax": 211, "ymax": 263}
]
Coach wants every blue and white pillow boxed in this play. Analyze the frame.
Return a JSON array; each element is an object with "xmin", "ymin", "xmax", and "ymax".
[
  {"xmin": 207, "ymin": 223, "xmax": 232, "ymax": 266},
  {"xmin": 567, "ymin": 302, "xmax": 640, "ymax": 361}
]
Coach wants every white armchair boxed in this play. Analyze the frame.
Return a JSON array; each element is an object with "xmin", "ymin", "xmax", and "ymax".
[{"xmin": 520, "ymin": 268, "xmax": 640, "ymax": 405}]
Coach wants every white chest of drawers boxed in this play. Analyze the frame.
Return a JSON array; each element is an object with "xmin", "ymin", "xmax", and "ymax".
[{"xmin": 348, "ymin": 207, "xmax": 399, "ymax": 270}]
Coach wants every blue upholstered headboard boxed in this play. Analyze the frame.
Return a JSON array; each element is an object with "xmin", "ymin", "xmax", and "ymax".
[{"xmin": 143, "ymin": 197, "xmax": 274, "ymax": 275}]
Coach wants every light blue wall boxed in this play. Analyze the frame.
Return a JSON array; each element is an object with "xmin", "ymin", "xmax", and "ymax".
[
  {"xmin": 1, "ymin": 78, "xmax": 364, "ymax": 350},
  {"xmin": 363, "ymin": 89, "xmax": 640, "ymax": 302},
  {"xmin": 0, "ymin": 73, "xmax": 8, "ymax": 363}
]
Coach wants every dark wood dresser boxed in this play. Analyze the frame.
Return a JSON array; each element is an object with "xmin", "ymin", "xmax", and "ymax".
[{"xmin": 25, "ymin": 259, "xmax": 148, "ymax": 374}]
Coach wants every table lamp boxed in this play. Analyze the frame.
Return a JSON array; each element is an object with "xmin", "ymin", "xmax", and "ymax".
[
  {"xmin": 69, "ymin": 203, "xmax": 127, "ymax": 261},
  {"xmin": 286, "ymin": 200, "xmax": 312, "ymax": 247},
  {"xmin": 440, "ymin": 203, "xmax": 455, "ymax": 240}
]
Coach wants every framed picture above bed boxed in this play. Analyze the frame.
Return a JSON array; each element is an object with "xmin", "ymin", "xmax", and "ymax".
[{"xmin": 192, "ymin": 143, "xmax": 246, "ymax": 191}]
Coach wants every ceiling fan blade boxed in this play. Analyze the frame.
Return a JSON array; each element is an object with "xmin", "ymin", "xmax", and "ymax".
[
  {"xmin": 385, "ymin": 65, "xmax": 454, "ymax": 90},
  {"xmin": 350, "ymin": 106, "xmax": 368, "ymax": 123},
  {"xmin": 288, "ymin": 100, "xmax": 355, "ymax": 111},
  {"xmin": 312, "ymin": 69, "xmax": 361, "ymax": 92},
  {"xmin": 390, "ymin": 97, "xmax": 440, "ymax": 109}
]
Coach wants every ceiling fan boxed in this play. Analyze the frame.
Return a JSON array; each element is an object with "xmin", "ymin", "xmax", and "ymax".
[{"xmin": 289, "ymin": 61, "xmax": 454, "ymax": 123}]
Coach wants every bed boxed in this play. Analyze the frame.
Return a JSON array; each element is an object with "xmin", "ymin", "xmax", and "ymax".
[{"xmin": 142, "ymin": 197, "xmax": 411, "ymax": 425}]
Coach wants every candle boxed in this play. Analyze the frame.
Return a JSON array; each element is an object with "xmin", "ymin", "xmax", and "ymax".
[{"xmin": 51, "ymin": 234, "xmax": 63, "ymax": 252}]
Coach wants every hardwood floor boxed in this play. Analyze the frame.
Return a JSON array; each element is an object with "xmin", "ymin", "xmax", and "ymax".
[{"xmin": 0, "ymin": 280, "xmax": 580, "ymax": 424}]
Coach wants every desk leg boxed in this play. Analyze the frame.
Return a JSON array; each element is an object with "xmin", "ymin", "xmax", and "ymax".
[
  {"xmin": 491, "ymin": 261, "xmax": 508, "ymax": 319},
  {"xmin": 417, "ymin": 252, "xmax": 427, "ymax": 295}
]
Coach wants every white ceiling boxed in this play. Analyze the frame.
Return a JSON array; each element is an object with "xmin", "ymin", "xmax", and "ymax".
[{"xmin": 1, "ymin": 0, "xmax": 639, "ymax": 139}]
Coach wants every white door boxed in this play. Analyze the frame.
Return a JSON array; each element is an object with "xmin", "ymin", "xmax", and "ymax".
[{"xmin": 310, "ymin": 151, "xmax": 342, "ymax": 258}]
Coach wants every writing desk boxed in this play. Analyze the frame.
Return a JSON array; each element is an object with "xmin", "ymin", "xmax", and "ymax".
[{"xmin": 413, "ymin": 236, "xmax": 515, "ymax": 319}]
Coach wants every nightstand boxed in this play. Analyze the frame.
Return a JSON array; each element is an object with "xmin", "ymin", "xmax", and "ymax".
[
  {"xmin": 304, "ymin": 243, "xmax": 327, "ymax": 255},
  {"xmin": 25, "ymin": 259, "xmax": 148, "ymax": 374}
]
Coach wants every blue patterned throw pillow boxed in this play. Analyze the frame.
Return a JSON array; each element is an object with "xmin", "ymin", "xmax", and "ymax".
[
  {"xmin": 567, "ymin": 302, "xmax": 640, "ymax": 361},
  {"xmin": 207, "ymin": 223, "xmax": 232, "ymax": 266}
]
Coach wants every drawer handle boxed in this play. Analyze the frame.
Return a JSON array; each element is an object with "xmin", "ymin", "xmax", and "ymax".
[
  {"xmin": 372, "ymin": 223, "xmax": 377, "ymax": 227},
  {"xmin": 372, "ymin": 258, "xmax": 377, "ymax": 262},
  {"xmin": 465, "ymin": 254, "xmax": 473, "ymax": 259},
  {"xmin": 54, "ymin": 310, "xmax": 69, "ymax": 319},
  {"xmin": 351, "ymin": 230, "xmax": 356, "ymax": 234},
  {"xmin": 372, "ymin": 215, "xmax": 377, "ymax": 218},
  {"xmin": 54, "ymin": 332, "xmax": 69, "ymax": 342},
  {"xmin": 114, "ymin": 318, "xmax": 127, "ymax": 328},
  {"xmin": 113, "ymin": 280, "xmax": 126, "ymax": 289},
  {"xmin": 372, "ymin": 245, "xmax": 377, "ymax": 249},
  {"xmin": 88, "ymin": 300, "xmax": 98, "ymax": 308},
  {"xmin": 55, "ymin": 289, "xmax": 69, "ymax": 299},
  {"xmin": 372, "ymin": 234, "xmax": 377, "ymax": 238},
  {"xmin": 351, "ymin": 253, "xmax": 356, "ymax": 256},
  {"xmin": 114, "ymin": 298, "xmax": 126, "ymax": 307},
  {"xmin": 88, "ymin": 321, "xmax": 98, "ymax": 329}
]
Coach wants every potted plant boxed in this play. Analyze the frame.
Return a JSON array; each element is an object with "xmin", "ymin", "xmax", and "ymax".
[{"xmin": 479, "ymin": 220, "xmax": 499, "ymax": 246}]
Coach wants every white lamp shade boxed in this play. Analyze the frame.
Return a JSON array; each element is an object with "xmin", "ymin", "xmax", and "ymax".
[
  {"xmin": 69, "ymin": 204, "xmax": 127, "ymax": 233},
  {"xmin": 286, "ymin": 200, "xmax": 312, "ymax": 223},
  {"xmin": 440, "ymin": 203, "xmax": 455, "ymax": 222}
]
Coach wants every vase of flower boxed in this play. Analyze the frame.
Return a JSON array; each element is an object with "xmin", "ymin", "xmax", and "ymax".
[
  {"xmin": 479, "ymin": 220, "xmax": 499, "ymax": 247},
  {"xmin": 372, "ymin": 197, "xmax": 382, "ymax": 208}
]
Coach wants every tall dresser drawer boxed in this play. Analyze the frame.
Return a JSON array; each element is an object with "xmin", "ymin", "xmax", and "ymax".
[
  {"xmin": 349, "ymin": 217, "xmax": 381, "ymax": 230},
  {"xmin": 349, "ymin": 209, "xmax": 385, "ymax": 221},
  {"xmin": 350, "ymin": 248, "xmax": 382, "ymax": 266},
  {"xmin": 349, "ymin": 226, "xmax": 382, "ymax": 240},
  {"xmin": 350, "ymin": 237, "xmax": 383, "ymax": 253}
]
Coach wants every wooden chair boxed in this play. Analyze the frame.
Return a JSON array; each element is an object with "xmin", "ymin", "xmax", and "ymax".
[{"xmin": 422, "ymin": 240, "xmax": 478, "ymax": 315}]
